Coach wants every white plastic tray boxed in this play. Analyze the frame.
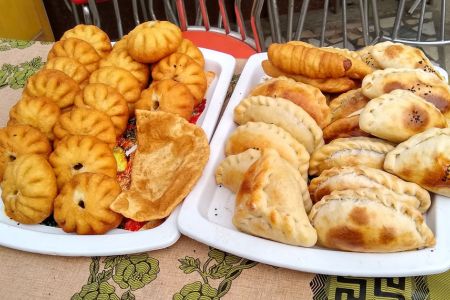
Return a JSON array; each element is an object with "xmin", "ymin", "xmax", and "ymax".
[
  {"xmin": 178, "ymin": 52, "xmax": 450, "ymax": 277},
  {"xmin": 0, "ymin": 48, "xmax": 236, "ymax": 256}
]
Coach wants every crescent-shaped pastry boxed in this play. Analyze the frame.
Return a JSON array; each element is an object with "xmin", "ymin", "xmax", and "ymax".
[
  {"xmin": 384, "ymin": 127, "xmax": 450, "ymax": 197},
  {"xmin": 234, "ymin": 96, "xmax": 324, "ymax": 153},
  {"xmin": 369, "ymin": 41, "xmax": 443, "ymax": 80},
  {"xmin": 152, "ymin": 53, "xmax": 207, "ymax": 103},
  {"xmin": 0, "ymin": 125, "xmax": 51, "ymax": 181},
  {"xmin": 135, "ymin": 79, "xmax": 195, "ymax": 120},
  {"xmin": 74, "ymin": 83, "xmax": 129, "ymax": 136},
  {"xmin": 357, "ymin": 45, "xmax": 381, "ymax": 69},
  {"xmin": 309, "ymin": 137, "xmax": 394, "ymax": 176},
  {"xmin": 360, "ymin": 90, "xmax": 447, "ymax": 143},
  {"xmin": 177, "ymin": 38, "xmax": 205, "ymax": 68},
  {"xmin": 323, "ymin": 112, "xmax": 370, "ymax": 143},
  {"xmin": 23, "ymin": 69, "xmax": 81, "ymax": 109},
  {"xmin": 361, "ymin": 68, "xmax": 450, "ymax": 119},
  {"xmin": 8, "ymin": 96, "xmax": 61, "ymax": 140},
  {"xmin": 309, "ymin": 189, "xmax": 435, "ymax": 252},
  {"xmin": 48, "ymin": 38, "xmax": 101, "ymax": 73},
  {"xmin": 329, "ymin": 88, "xmax": 370, "ymax": 122},
  {"xmin": 61, "ymin": 24, "xmax": 112, "ymax": 57},
  {"xmin": 233, "ymin": 148, "xmax": 317, "ymax": 247},
  {"xmin": 225, "ymin": 122, "xmax": 310, "ymax": 180},
  {"xmin": 89, "ymin": 66, "xmax": 142, "ymax": 108},
  {"xmin": 248, "ymin": 77, "xmax": 331, "ymax": 129},
  {"xmin": 99, "ymin": 49, "xmax": 149, "ymax": 87},
  {"xmin": 53, "ymin": 107, "xmax": 116, "ymax": 148},
  {"xmin": 110, "ymin": 110, "xmax": 209, "ymax": 221},
  {"xmin": 127, "ymin": 21, "xmax": 182, "ymax": 63},
  {"xmin": 44, "ymin": 57, "xmax": 90, "ymax": 87},
  {"xmin": 308, "ymin": 166, "xmax": 431, "ymax": 212},
  {"xmin": 261, "ymin": 60, "xmax": 358, "ymax": 94}
]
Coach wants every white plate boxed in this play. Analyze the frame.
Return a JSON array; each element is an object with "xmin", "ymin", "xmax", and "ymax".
[
  {"xmin": 0, "ymin": 48, "xmax": 236, "ymax": 256},
  {"xmin": 178, "ymin": 52, "xmax": 450, "ymax": 277}
]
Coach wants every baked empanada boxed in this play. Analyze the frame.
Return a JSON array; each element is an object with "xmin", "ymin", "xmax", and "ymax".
[
  {"xmin": 309, "ymin": 137, "xmax": 394, "ymax": 176},
  {"xmin": 360, "ymin": 90, "xmax": 447, "ymax": 143},
  {"xmin": 110, "ymin": 111, "xmax": 209, "ymax": 221},
  {"xmin": 8, "ymin": 96, "xmax": 61, "ymax": 140},
  {"xmin": 53, "ymin": 107, "xmax": 116, "ymax": 148},
  {"xmin": 309, "ymin": 166, "xmax": 431, "ymax": 212},
  {"xmin": 48, "ymin": 38, "xmax": 101, "ymax": 73},
  {"xmin": 233, "ymin": 148, "xmax": 317, "ymax": 246},
  {"xmin": 261, "ymin": 60, "xmax": 358, "ymax": 93},
  {"xmin": 323, "ymin": 112, "xmax": 370, "ymax": 143},
  {"xmin": 361, "ymin": 68, "xmax": 450, "ymax": 119},
  {"xmin": 99, "ymin": 49, "xmax": 149, "ymax": 87},
  {"xmin": 152, "ymin": 53, "xmax": 207, "ymax": 103},
  {"xmin": 44, "ymin": 57, "xmax": 90, "ymax": 87},
  {"xmin": 234, "ymin": 96, "xmax": 323, "ymax": 153},
  {"xmin": 309, "ymin": 189, "xmax": 435, "ymax": 252},
  {"xmin": 369, "ymin": 41, "xmax": 443, "ymax": 80},
  {"xmin": 23, "ymin": 69, "xmax": 80, "ymax": 109},
  {"xmin": 74, "ymin": 83, "xmax": 129, "ymax": 136},
  {"xmin": 61, "ymin": 24, "xmax": 112, "ymax": 57},
  {"xmin": 127, "ymin": 21, "xmax": 182, "ymax": 63},
  {"xmin": 248, "ymin": 76, "xmax": 331, "ymax": 129},
  {"xmin": 357, "ymin": 45, "xmax": 381, "ymax": 69},
  {"xmin": 384, "ymin": 127, "xmax": 450, "ymax": 197},
  {"xmin": 135, "ymin": 79, "xmax": 195, "ymax": 120},
  {"xmin": 177, "ymin": 38, "xmax": 205, "ymax": 68},
  {"xmin": 225, "ymin": 122, "xmax": 310, "ymax": 180},
  {"xmin": 329, "ymin": 88, "xmax": 370, "ymax": 122}
]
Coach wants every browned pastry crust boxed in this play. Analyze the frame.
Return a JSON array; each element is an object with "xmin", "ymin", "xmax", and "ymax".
[
  {"xmin": 61, "ymin": 24, "xmax": 112, "ymax": 57},
  {"xmin": 323, "ymin": 113, "xmax": 371, "ymax": 143},
  {"xmin": 329, "ymin": 88, "xmax": 370, "ymax": 122},
  {"xmin": 48, "ymin": 38, "xmax": 101, "ymax": 73},
  {"xmin": 44, "ymin": 57, "xmax": 90, "ymax": 88}
]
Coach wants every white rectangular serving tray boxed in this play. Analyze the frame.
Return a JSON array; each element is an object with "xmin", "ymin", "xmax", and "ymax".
[
  {"xmin": 0, "ymin": 48, "xmax": 236, "ymax": 256},
  {"xmin": 178, "ymin": 52, "xmax": 450, "ymax": 277}
]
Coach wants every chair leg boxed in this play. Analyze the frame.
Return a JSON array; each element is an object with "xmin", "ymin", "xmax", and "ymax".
[
  {"xmin": 140, "ymin": 0, "xmax": 148, "ymax": 21},
  {"xmin": 392, "ymin": 0, "xmax": 406, "ymax": 40},
  {"xmin": 132, "ymin": 0, "xmax": 140, "ymax": 25},
  {"xmin": 371, "ymin": 0, "xmax": 381, "ymax": 43},
  {"xmin": 359, "ymin": 0, "xmax": 369, "ymax": 46},
  {"xmin": 342, "ymin": 0, "xmax": 348, "ymax": 48},
  {"xmin": 294, "ymin": 0, "xmax": 310, "ymax": 40},
  {"xmin": 71, "ymin": 3, "xmax": 81, "ymax": 24},
  {"xmin": 82, "ymin": 5, "xmax": 92, "ymax": 24},
  {"xmin": 112, "ymin": 0, "xmax": 124, "ymax": 38},
  {"xmin": 286, "ymin": 0, "xmax": 294, "ymax": 41},
  {"xmin": 417, "ymin": 0, "xmax": 427, "ymax": 41},
  {"xmin": 250, "ymin": 0, "xmax": 265, "ymax": 52},
  {"xmin": 87, "ymin": 0, "xmax": 101, "ymax": 27},
  {"xmin": 320, "ymin": 0, "xmax": 330, "ymax": 46}
]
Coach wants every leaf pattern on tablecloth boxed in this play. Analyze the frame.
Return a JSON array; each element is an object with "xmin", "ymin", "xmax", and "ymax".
[
  {"xmin": 173, "ymin": 247, "xmax": 257, "ymax": 300},
  {"xmin": 72, "ymin": 254, "xmax": 159, "ymax": 300},
  {"xmin": 0, "ymin": 39, "xmax": 34, "ymax": 51},
  {"xmin": 0, "ymin": 57, "xmax": 44, "ymax": 90}
]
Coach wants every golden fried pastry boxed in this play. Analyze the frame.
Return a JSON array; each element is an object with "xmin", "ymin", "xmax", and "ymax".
[
  {"xmin": 329, "ymin": 88, "xmax": 370, "ymax": 122},
  {"xmin": 215, "ymin": 149, "xmax": 261, "ymax": 193},
  {"xmin": 74, "ymin": 83, "xmax": 129, "ymax": 136},
  {"xmin": 309, "ymin": 137, "xmax": 394, "ymax": 176},
  {"xmin": 309, "ymin": 189, "xmax": 435, "ymax": 252},
  {"xmin": 135, "ymin": 79, "xmax": 195, "ymax": 120},
  {"xmin": 61, "ymin": 24, "xmax": 112, "ymax": 57},
  {"xmin": 308, "ymin": 166, "xmax": 431, "ymax": 212},
  {"xmin": 152, "ymin": 53, "xmax": 207, "ymax": 103},
  {"xmin": 261, "ymin": 60, "xmax": 358, "ymax": 93},
  {"xmin": 99, "ymin": 49, "xmax": 149, "ymax": 87},
  {"xmin": 234, "ymin": 96, "xmax": 324, "ymax": 153},
  {"xmin": 0, "ymin": 125, "xmax": 51, "ymax": 180},
  {"xmin": 110, "ymin": 110, "xmax": 209, "ymax": 221},
  {"xmin": 112, "ymin": 35, "xmax": 128, "ymax": 52},
  {"xmin": 8, "ymin": 96, "xmax": 61, "ymax": 140},
  {"xmin": 320, "ymin": 45, "xmax": 373, "ymax": 80},
  {"xmin": 369, "ymin": 41, "xmax": 443, "ymax": 80},
  {"xmin": 1, "ymin": 154, "xmax": 57, "ymax": 224},
  {"xmin": 54, "ymin": 173, "xmax": 122, "ymax": 234},
  {"xmin": 127, "ymin": 21, "xmax": 182, "ymax": 63},
  {"xmin": 44, "ymin": 57, "xmax": 90, "ymax": 87},
  {"xmin": 384, "ymin": 127, "xmax": 450, "ymax": 197},
  {"xmin": 361, "ymin": 68, "xmax": 450, "ymax": 119},
  {"xmin": 323, "ymin": 112, "xmax": 370, "ymax": 143},
  {"xmin": 49, "ymin": 135, "xmax": 117, "ymax": 189},
  {"xmin": 23, "ymin": 69, "xmax": 80, "ymax": 109},
  {"xmin": 48, "ymin": 38, "xmax": 101, "ymax": 73},
  {"xmin": 233, "ymin": 148, "xmax": 317, "ymax": 247},
  {"xmin": 360, "ymin": 90, "xmax": 447, "ymax": 143},
  {"xmin": 89, "ymin": 66, "xmax": 142, "ymax": 109},
  {"xmin": 268, "ymin": 42, "xmax": 371, "ymax": 79},
  {"xmin": 177, "ymin": 38, "xmax": 205, "ymax": 68},
  {"xmin": 249, "ymin": 76, "xmax": 331, "ymax": 128},
  {"xmin": 53, "ymin": 107, "xmax": 116, "ymax": 148},
  {"xmin": 225, "ymin": 122, "xmax": 310, "ymax": 180}
]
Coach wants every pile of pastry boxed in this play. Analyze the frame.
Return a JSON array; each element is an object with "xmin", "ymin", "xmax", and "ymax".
[
  {"xmin": 216, "ymin": 41, "xmax": 450, "ymax": 252},
  {"xmin": 0, "ymin": 21, "xmax": 210, "ymax": 234}
]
